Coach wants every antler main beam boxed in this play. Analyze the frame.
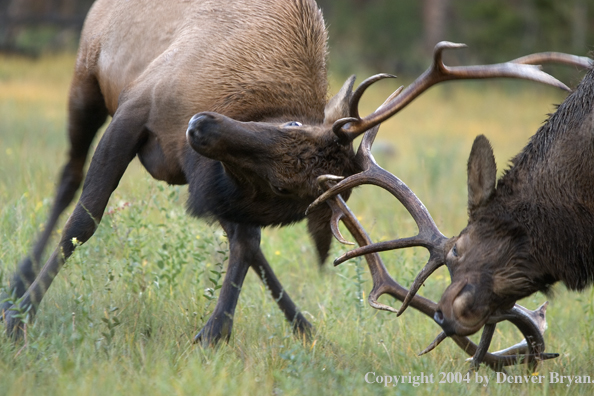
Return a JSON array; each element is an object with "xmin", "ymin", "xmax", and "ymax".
[
  {"xmin": 331, "ymin": 41, "xmax": 571, "ymax": 143},
  {"xmin": 511, "ymin": 52, "xmax": 591, "ymax": 68}
]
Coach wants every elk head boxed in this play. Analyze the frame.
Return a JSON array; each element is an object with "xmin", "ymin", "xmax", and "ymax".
[
  {"xmin": 186, "ymin": 75, "xmax": 362, "ymax": 206},
  {"xmin": 435, "ymin": 136, "xmax": 542, "ymax": 336},
  {"xmin": 185, "ymin": 73, "xmax": 377, "ymax": 263}
]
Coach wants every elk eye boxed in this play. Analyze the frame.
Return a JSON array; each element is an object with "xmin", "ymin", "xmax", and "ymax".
[
  {"xmin": 284, "ymin": 121, "xmax": 302, "ymax": 127},
  {"xmin": 452, "ymin": 244, "xmax": 458, "ymax": 257},
  {"xmin": 270, "ymin": 183, "xmax": 291, "ymax": 196}
]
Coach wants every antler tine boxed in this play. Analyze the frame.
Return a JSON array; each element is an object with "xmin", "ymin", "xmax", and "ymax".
[
  {"xmin": 420, "ymin": 325, "xmax": 556, "ymax": 370},
  {"xmin": 397, "ymin": 254, "xmax": 443, "ymax": 316},
  {"xmin": 355, "ymin": 86, "xmax": 404, "ymax": 161},
  {"xmin": 317, "ymin": 179, "xmax": 439, "ymax": 315},
  {"xmin": 473, "ymin": 302, "xmax": 549, "ymax": 359},
  {"xmin": 470, "ymin": 324, "xmax": 496, "ymax": 371},
  {"xmin": 309, "ymin": 85, "xmax": 404, "ymax": 216},
  {"xmin": 309, "ymin": 164, "xmax": 450, "ymax": 319},
  {"xmin": 308, "ymin": 156, "xmax": 449, "ymax": 295},
  {"xmin": 511, "ymin": 52, "xmax": 592, "ymax": 69},
  {"xmin": 482, "ymin": 303, "xmax": 557, "ymax": 370},
  {"xmin": 333, "ymin": 74, "xmax": 399, "ymax": 143},
  {"xmin": 418, "ymin": 331, "xmax": 447, "ymax": 356},
  {"xmin": 336, "ymin": 41, "xmax": 571, "ymax": 142},
  {"xmin": 334, "ymin": 83, "xmax": 405, "ymax": 150},
  {"xmin": 349, "ymin": 73, "xmax": 397, "ymax": 120},
  {"xmin": 317, "ymin": 175, "xmax": 355, "ymax": 245}
]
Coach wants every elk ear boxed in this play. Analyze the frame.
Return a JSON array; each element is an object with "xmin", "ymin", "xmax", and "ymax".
[
  {"xmin": 467, "ymin": 135, "xmax": 497, "ymax": 214},
  {"xmin": 306, "ymin": 207, "xmax": 333, "ymax": 265},
  {"xmin": 323, "ymin": 75, "xmax": 356, "ymax": 124}
]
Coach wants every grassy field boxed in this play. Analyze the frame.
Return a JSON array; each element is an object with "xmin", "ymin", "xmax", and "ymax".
[{"xmin": 0, "ymin": 54, "xmax": 593, "ymax": 396}]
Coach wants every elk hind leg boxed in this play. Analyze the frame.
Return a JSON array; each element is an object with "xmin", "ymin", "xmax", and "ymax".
[
  {"xmin": 4, "ymin": 109, "xmax": 145, "ymax": 337},
  {"xmin": 2, "ymin": 74, "xmax": 108, "ymax": 313},
  {"xmin": 251, "ymin": 251, "xmax": 313, "ymax": 340}
]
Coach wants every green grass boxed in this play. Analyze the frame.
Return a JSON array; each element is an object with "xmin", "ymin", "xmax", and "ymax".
[{"xmin": 0, "ymin": 54, "xmax": 593, "ymax": 395}]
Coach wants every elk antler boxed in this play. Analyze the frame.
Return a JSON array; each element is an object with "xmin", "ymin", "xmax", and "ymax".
[
  {"xmin": 305, "ymin": 43, "xmax": 585, "ymax": 369},
  {"xmin": 311, "ymin": 43, "xmax": 586, "ymax": 317},
  {"xmin": 318, "ymin": 177, "xmax": 557, "ymax": 371},
  {"xmin": 330, "ymin": 41, "xmax": 571, "ymax": 144},
  {"xmin": 511, "ymin": 52, "xmax": 592, "ymax": 69}
]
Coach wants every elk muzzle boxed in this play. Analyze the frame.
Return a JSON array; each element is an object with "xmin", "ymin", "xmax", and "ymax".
[
  {"xmin": 186, "ymin": 112, "xmax": 226, "ymax": 157},
  {"xmin": 434, "ymin": 278, "xmax": 491, "ymax": 336},
  {"xmin": 186, "ymin": 112, "xmax": 272, "ymax": 162}
]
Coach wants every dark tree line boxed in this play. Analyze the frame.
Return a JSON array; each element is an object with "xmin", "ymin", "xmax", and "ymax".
[
  {"xmin": 317, "ymin": 0, "xmax": 593, "ymax": 76},
  {"xmin": 0, "ymin": 0, "xmax": 94, "ymax": 54},
  {"xmin": 1, "ymin": 0, "xmax": 593, "ymax": 77}
]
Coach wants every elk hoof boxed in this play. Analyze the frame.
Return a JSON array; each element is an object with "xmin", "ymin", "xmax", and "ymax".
[
  {"xmin": 292, "ymin": 314, "xmax": 314, "ymax": 342},
  {"xmin": 4, "ymin": 308, "xmax": 26, "ymax": 340},
  {"xmin": 193, "ymin": 317, "xmax": 232, "ymax": 346},
  {"xmin": 0, "ymin": 300, "xmax": 13, "ymax": 322}
]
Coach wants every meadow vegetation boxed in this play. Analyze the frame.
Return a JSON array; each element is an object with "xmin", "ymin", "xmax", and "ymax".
[{"xmin": 0, "ymin": 54, "xmax": 592, "ymax": 395}]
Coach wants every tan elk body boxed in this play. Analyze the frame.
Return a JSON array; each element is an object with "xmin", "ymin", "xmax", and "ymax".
[
  {"xmin": 80, "ymin": 0, "xmax": 329, "ymax": 182},
  {"xmin": 4, "ymin": 0, "xmax": 359, "ymax": 342}
]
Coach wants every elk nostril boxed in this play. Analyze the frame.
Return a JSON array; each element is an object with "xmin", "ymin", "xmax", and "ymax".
[
  {"xmin": 186, "ymin": 124, "xmax": 196, "ymax": 142},
  {"xmin": 434, "ymin": 310, "xmax": 445, "ymax": 325},
  {"xmin": 186, "ymin": 115, "xmax": 207, "ymax": 141}
]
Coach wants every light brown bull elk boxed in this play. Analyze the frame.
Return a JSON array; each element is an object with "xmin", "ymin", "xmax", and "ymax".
[
  {"xmin": 0, "ymin": 0, "xmax": 578, "ymax": 348},
  {"xmin": 308, "ymin": 44, "xmax": 591, "ymax": 369}
]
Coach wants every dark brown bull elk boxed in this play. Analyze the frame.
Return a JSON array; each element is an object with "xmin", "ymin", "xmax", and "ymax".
[
  {"xmin": 309, "ymin": 46, "xmax": 591, "ymax": 369},
  {"xmin": 433, "ymin": 62, "xmax": 594, "ymax": 337},
  {"xmin": 0, "ymin": 0, "xmax": 575, "ymax": 349}
]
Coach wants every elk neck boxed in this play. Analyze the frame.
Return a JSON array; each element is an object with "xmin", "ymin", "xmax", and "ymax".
[{"xmin": 488, "ymin": 66, "xmax": 594, "ymax": 291}]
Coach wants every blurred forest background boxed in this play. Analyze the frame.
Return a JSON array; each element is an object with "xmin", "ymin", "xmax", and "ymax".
[{"xmin": 0, "ymin": 0, "xmax": 593, "ymax": 77}]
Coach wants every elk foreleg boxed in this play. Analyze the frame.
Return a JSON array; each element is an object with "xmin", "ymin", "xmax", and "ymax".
[
  {"xmin": 194, "ymin": 222, "xmax": 259, "ymax": 345},
  {"xmin": 4, "ymin": 112, "xmax": 144, "ymax": 338},
  {"xmin": 1, "ymin": 75, "xmax": 108, "ymax": 315},
  {"xmin": 251, "ymin": 250, "xmax": 313, "ymax": 340}
]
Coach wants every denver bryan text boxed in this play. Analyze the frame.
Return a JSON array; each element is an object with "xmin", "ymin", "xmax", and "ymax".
[{"xmin": 497, "ymin": 372, "xmax": 592, "ymax": 387}]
